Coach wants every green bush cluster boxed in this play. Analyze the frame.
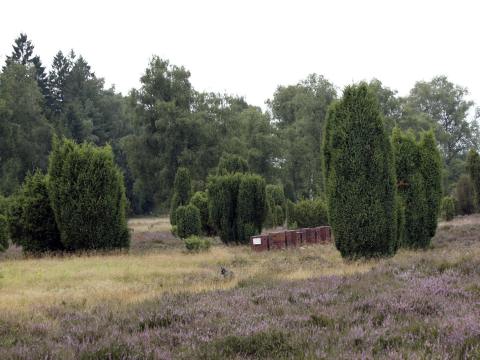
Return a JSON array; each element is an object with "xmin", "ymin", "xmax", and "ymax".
[
  {"xmin": 217, "ymin": 154, "xmax": 249, "ymax": 175},
  {"xmin": 419, "ymin": 131, "xmax": 443, "ymax": 238},
  {"xmin": 9, "ymin": 171, "xmax": 63, "ymax": 253},
  {"xmin": 190, "ymin": 191, "xmax": 215, "ymax": 235},
  {"xmin": 323, "ymin": 83, "xmax": 397, "ymax": 258},
  {"xmin": 466, "ymin": 149, "xmax": 480, "ymax": 211},
  {"xmin": 208, "ymin": 173, "xmax": 266, "ymax": 244},
  {"xmin": 0, "ymin": 214, "xmax": 8, "ymax": 252},
  {"xmin": 288, "ymin": 198, "xmax": 328, "ymax": 228},
  {"xmin": 176, "ymin": 204, "xmax": 201, "ymax": 239},
  {"xmin": 264, "ymin": 185, "xmax": 286, "ymax": 228},
  {"xmin": 184, "ymin": 236, "xmax": 211, "ymax": 252},
  {"xmin": 441, "ymin": 196, "xmax": 456, "ymax": 221},
  {"xmin": 170, "ymin": 167, "xmax": 192, "ymax": 225},
  {"xmin": 392, "ymin": 128, "xmax": 442, "ymax": 248},
  {"xmin": 455, "ymin": 174, "xmax": 475, "ymax": 215},
  {"xmin": 48, "ymin": 137, "xmax": 129, "ymax": 251}
]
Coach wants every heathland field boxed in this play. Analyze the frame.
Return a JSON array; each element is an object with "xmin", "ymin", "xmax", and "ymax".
[{"xmin": 1, "ymin": 216, "xmax": 480, "ymax": 358}]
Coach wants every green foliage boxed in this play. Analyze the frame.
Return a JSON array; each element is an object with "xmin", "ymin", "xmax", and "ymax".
[
  {"xmin": 48, "ymin": 137, "xmax": 129, "ymax": 251},
  {"xmin": 455, "ymin": 174, "xmax": 475, "ymax": 215},
  {"xmin": 419, "ymin": 130, "xmax": 443, "ymax": 238},
  {"xmin": 289, "ymin": 198, "xmax": 328, "ymax": 228},
  {"xmin": 406, "ymin": 76, "xmax": 475, "ymax": 166},
  {"xmin": 323, "ymin": 83, "xmax": 397, "ymax": 258},
  {"xmin": 190, "ymin": 191, "xmax": 214, "ymax": 235},
  {"xmin": 286, "ymin": 199, "xmax": 296, "ymax": 228},
  {"xmin": 175, "ymin": 204, "xmax": 201, "ymax": 239},
  {"xmin": 237, "ymin": 174, "xmax": 267, "ymax": 243},
  {"xmin": 208, "ymin": 173, "xmax": 267, "ymax": 244},
  {"xmin": 8, "ymin": 171, "xmax": 62, "ymax": 253},
  {"xmin": 208, "ymin": 174, "xmax": 241, "ymax": 243},
  {"xmin": 395, "ymin": 196, "xmax": 406, "ymax": 247},
  {"xmin": 270, "ymin": 74, "xmax": 337, "ymax": 199},
  {"xmin": 170, "ymin": 167, "xmax": 192, "ymax": 225},
  {"xmin": 0, "ymin": 63, "xmax": 52, "ymax": 195},
  {"xmin": 0, "ymin": 214, "xmax": 8, "ymax": 252},
  {"xmin": 441, "ymin": 196, "xmax": 456, "ymax": 221},
  {"xmin": 265, "ymin": 185, "xmax": 286, "ymax": 228},
  {"xmin": 184, "ymin": 236, "xmax": 211, "ymax": 252},
  {"xmin": 392, "ymin": 128, "xmax": 430, "ymax": 248},
  {"xmin": 217, "ymin": 154, "xmax": 249, "ymax": 175},
  {"xmin": 467, "ymin": 149, "xmax": 480, "ymax": 211}
]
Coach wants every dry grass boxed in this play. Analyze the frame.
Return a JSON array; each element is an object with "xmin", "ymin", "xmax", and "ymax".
[
  {"xmin": 2, "ymin": 215, "xmax": 475, "ymax": 315},
  {"xmin": 0, "ymin": 219, "xmax": 377, "ymax": 313},
  {"xmin": 128, "ymin": 217, "xmax": 172, "ymax": 233}
]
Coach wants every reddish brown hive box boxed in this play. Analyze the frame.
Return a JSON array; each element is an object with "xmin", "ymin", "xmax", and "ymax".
[
  {"xmin": 269, "ymin": 231, "xmax": 287, "ymax": 250},
  {"xmin": 250, "ymin": 234, "xmax": 269, "ymax": 252}
]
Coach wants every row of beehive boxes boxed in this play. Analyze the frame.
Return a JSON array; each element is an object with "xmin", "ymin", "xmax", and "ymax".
[{"xmin": 250, "ymin": 226, "xmax": 332, "ymax": 252}]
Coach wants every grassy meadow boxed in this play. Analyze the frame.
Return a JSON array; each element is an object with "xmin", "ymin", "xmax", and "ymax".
[{"xmin": 1, "ymin": 216, "xmax": 480, "ymax": 358}]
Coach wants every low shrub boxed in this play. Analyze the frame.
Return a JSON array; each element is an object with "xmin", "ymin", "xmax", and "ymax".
[
  {"xmin": 184, "ymin": 236, "xmax": 211, "ymax": 252},
  {"xmin": 190, "ymin": 191, "xmax": 215, "ymax": 235},
  {"xmin": 441, "ymin": 196, "xmax": 456, "ymax": 221},
  {"xmin": 265, "ymin": 185, "xmax": 286, "ymax": 228},
  {"xmin": 289, "ymin": 198, "xmax": 328, "ymax": 228},
  {"xmin": 0, "ymin": 214, "xmax": 8, "ymax": 252},
  {"xmin": 8, "ymin": 171, "xmax": 63, "ymax": 253},
  {"xmin": 176, "ymin": 204, "xmax": 201, "ymax": 239}
]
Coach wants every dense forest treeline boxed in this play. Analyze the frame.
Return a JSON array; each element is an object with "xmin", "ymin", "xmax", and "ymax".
[{"xmin": 1, "ymin": 34, "xmax": 478, "ymax": 214}]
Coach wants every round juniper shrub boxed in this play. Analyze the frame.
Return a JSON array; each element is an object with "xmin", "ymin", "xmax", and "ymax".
[
  {"xmin": 441, "ymin": 196, "xmax": 456, "ymax": 221},
  {"xmin": 48, "ymin": 137, "xmax": 130, "ymax": 251},
  {"xmin": 323, "ymin": 83, "xmax": 397, "ymax": 258},
  {"xmin": 290, "ymin": 198, "xmax": 328, "ymax": 228},
  {"xmin": 190, "ymin": 191, "xmax": 215, "ymax": 235},
  {"xmin": 217, "ymin": 153, "xmax": 249, "ymax": 175},
  {"xmin": 236, "ymin": 174, "xmax": 267, "ymax": 243},
  {"xmin": 467, "ymin": 149, "xmax": 480, "ymax": 210},
  {"xmin": 392, "ymin": 128, "xmax": 429, "ymax": 249},
  {"xmin": 207, "ymin": 174, "xmax": 242, "ymax": 244},
  {"xmin": 9, "ymin": 171, "xmax": 62, "ymax": 253},
  {"xmin": 176, "ymin": 204, "xmax": 201, "ymax": 239},
  {"xmin": 419, "ymin": 130, "xmax": 442, "ymax": 238}
]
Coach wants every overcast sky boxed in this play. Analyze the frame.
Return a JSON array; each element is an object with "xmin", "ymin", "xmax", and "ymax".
[{"xmin": 1, "ymin": 0, "xmax": 479, "ymax": 110}]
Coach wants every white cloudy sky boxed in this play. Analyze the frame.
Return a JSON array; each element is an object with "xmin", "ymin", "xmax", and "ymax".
[{"xmin": 0, "ymin": 0, "xmax": 479, "ymax": 110}]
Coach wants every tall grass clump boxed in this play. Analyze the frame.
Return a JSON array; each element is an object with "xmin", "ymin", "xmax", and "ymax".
[{"xmin": 323, "ymin": 83, "xmax": 397, "ymax": 258}]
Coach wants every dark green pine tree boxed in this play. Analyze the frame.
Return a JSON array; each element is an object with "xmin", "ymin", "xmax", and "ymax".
[
  {"xmin": 466, "ymin": 149, "xmax": 480, "ymax": 211},
  {"xmin": 47, "ymin": 50, "xmax": 75, "ymax": 114},
  {"xmin": 4, "ymin": 33, "xmax": 49, "ymax": 101},
  {"xmin": 323, "ymin": 83, "xmax": 397, "ymax": 258}
]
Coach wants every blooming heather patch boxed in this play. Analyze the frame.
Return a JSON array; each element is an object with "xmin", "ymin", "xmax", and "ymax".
[{"xmin": 1, "ymin": 216, "xmax": 480, "ymax": 358}]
